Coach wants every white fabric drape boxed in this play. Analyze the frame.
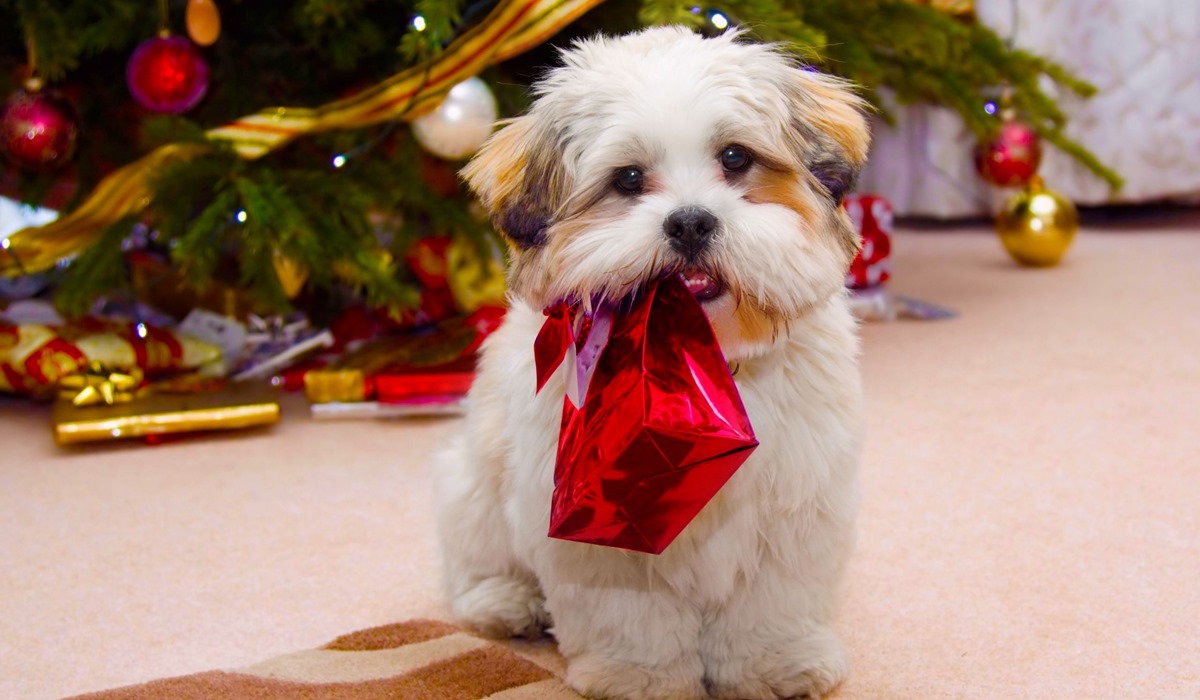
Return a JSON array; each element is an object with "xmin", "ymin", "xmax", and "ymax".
[{"xmin": 856, "ymin": 0, "xmax": 1200, "ymax": 217}]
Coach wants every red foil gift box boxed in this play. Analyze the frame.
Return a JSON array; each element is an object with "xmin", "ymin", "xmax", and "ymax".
[
  {"xmin": 843, "ymin": 194, "xmax": 893, "ymax": 289},
  {"xmin": 374, "ymin": 355, "xmax": 475, "ymax": 403},
  {"xmin": 536, "ymin": 276, "xmax": 758, "ymax": 555}
]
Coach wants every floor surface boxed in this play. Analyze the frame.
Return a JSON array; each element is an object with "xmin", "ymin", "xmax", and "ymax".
[{"xmin": 2, "ymin": 215, "xmax": 1198, "ymax": 699}]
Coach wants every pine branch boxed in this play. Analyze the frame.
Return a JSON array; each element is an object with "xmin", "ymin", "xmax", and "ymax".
[
  {"xmin": 1041, "ymin": 130, "xmax": 1124, "ymax": 189},
  {"xmin": 54, "ymin": 217, "xmax": 138, "ymax": 316},
  {"xmin": 798, "ymin": 0, "xmax": 1117, "ymax": 187},
  {"xmin": 2, "ymin": 0, "xmax": 1125, "ymax": 319}
]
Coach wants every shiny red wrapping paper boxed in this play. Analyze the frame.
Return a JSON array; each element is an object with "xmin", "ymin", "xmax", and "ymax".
[
  {"xmin": 374, "ymin": 355, "xmax": 475, "ymax": 403},
  {"xmin": 535, "ymin": 276, "xmax": 758, "ymax": 555}
]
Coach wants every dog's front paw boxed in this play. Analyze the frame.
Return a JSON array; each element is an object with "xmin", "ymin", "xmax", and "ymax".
[
  {"xmin": 451, "ymin": 575, "xmax": 548, "ymax": 639},
  {"xmin": 567, "ymin": 653, "xmax": 706, "ymax": 700},
  {"xmin": 705, "ymin": 626, "xmax": 848, "ymax": 699}
]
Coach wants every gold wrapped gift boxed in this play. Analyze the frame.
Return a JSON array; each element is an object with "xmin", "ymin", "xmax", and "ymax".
[
  {"xmin": 303, "ymin": 369, "xmax": 367, "ymax": 404},
  {"xmin": 303, "ymin": 317, "xmax": 483, "ymax": 404},
  {"xmin": 53, "ymin": 381, "xmax": 280, "ymax": 445}
]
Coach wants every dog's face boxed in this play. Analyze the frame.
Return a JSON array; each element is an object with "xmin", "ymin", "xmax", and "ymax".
[{"xmin": 463, "ymin": 27, "xmax": 870, "ymax": 359}]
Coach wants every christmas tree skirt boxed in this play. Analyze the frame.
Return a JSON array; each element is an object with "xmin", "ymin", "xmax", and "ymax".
[{"xmin": 64, "ymin": 619, "xmax": 580, "ymax": 700}]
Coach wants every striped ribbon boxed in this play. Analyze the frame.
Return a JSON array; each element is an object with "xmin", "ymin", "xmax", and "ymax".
[{"xmin": 1, "ymin": 0, "xmax": 605, "ymax": 276}]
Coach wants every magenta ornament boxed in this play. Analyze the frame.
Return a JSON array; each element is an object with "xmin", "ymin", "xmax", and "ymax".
[
  {"xmin": 0, "ymin": 87, "xmax": 79, "ymax": 172},
  {"xmin": 126, "ymin": 35, "xmax": 210, "ymax": 114}
]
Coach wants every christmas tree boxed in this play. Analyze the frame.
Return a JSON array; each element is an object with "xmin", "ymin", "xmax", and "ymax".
[{"xmin": 1, "ymin": 0, "xmax": 1120, "ymax": 317}]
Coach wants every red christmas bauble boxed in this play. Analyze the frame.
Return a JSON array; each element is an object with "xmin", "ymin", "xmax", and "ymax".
[
  {"xmin": 974, "ymin": 120, "xmax": 1042, "ymax": 187},
  {"xmin": 126, "ymin": 35, "xmax": 210, "ymax": 114},
  {"xmin": 0, "ymin": 87, "xmax": 79, "ymax": 172}
]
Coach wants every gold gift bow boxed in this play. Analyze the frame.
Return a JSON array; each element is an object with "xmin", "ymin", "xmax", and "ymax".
[
  {"xmin": 58, "ymin": 362, "xmax": 144, "ymax": 406},
  {"xmin": 0, "ymin": 0, "xmax": 606, "ymax": 276},
  {"xmin": 58, "ymin": 362, "xmax": 233, "ymax": 407}
]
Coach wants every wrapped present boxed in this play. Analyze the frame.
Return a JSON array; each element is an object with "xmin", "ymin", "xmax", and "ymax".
[
  {"xmin": 535, "ymin": 276, "xmax": 758, "ymax": 555},
  {"xmin": 302, "ymin": 333, "xmax": 475, "ymax": 403},
  {"xmin": 374, "ymin": 355, "xmax": 475, "ymax": 402},
  {"xmin": 58, "ymin": 363, "xmax": 143, "ymax": 407},
  {"xmin": 840, "ymin": 195, "xmax": 958, "ymax": 322},
  {"xmin": 310, "ymin": 396, "xmax": 468, "ymax": 420},
  {"xmin": 844, "ymin": 194, "xmax": 893, "ymax": 290},
  {"xmin": 304, "ymin": 308, "xmax": 502, "ymax": 404},
  {"xmin": 232, "ymin": 314, "xmax": 334, "ymax": 381},
  {"xmin": 0, "ymin": 322, "xmax": 88, "ymax": 395},
  {"xmin": 52, "ymin": 379, "xmax": 280, "ymax": 445},
  {"xmin": 0, "ymin": 319, "xmax": 220, "ymax": 396},
  {"xmin": 377, "ymin": 236, "xmax": 506, "ymax": 332},
  {"xmin": 446, "ymin": 238, "xmax": 506, "ymax": 314}
]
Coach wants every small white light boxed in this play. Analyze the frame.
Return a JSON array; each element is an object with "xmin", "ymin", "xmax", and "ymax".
[
  {"xmin": 412, "ymin": 15, "xmax": 427, "ymax": 32},
  {"xmin": 710, "ymin": 12, "xmax": 729, "ymax": 30},
  {"xmin": 135, "ymin": 322, "xmax": 149, "ymax": 339},
  {"xmin": 236, "ymin": 210, "xmax": 248, "ymax": 223},
  {"xmin": 332, "ymin": 154, "xmax": 347, "ymax": 168},
  {"xmin": 0, "ymin": 237, "xmax": 9, "ymax": 250}
]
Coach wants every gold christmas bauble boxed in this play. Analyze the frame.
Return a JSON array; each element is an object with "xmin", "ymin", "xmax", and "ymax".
[
  {"xmin": 995, "ymin": 178, "xmax": 1078, "ymax": 267},
  {"xmin": 186, "ymin": 0, "xmax": 222, "ymax": 46}
]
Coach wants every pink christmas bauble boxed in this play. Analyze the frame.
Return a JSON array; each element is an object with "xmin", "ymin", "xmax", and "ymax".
[
  {"xmin": 126, "ymin": 35, "xmax": 210, "ymax": 114},
  {"xmin": 0, "ymin": 87, "xmax": 79, "ymax": 172}
]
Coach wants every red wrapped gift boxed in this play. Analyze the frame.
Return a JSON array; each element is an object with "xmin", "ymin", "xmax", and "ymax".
[
  {"xmin": 844, "ymin": 194, "xmax": 893, "ymax": 289},
  {"xmin": 304, "ymin": 310, "xmax": 502, "ymax": 404},
  {"xmin": 375, "ymin": 355, "xmax": 475, "ymax": 403},
  {"xmin": 536, "ymin": 276, "xmax": 758, "ymax": 555}
]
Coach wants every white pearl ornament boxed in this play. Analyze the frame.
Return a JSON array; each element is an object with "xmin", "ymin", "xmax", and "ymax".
[{"xmin": 411, "ymin": 77, "xmax": 498, "ymax": 160}]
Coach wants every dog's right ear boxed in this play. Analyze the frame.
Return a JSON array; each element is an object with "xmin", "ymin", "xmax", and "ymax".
[{"xmin": 461, "ymin": 114, "xmax": 568, "ymax": 251}]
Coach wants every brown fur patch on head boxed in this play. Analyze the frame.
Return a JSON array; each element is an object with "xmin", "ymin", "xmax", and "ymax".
[
  {"xmin": 460, "ymin": 115, "xmax": 570, "ymax": 253},
  {"xmin": 771, "ymin": 68, "xmax": 871, "ymax": 208},
  {"xmin": 743, "ymin": 166, "xmax": 861, "ymax": 270},
  {"xmin": 783, "ymin": 70, "xmax": 871, "ymax": 168}
]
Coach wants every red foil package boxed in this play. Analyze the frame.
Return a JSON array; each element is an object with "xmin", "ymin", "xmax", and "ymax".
[
  {"xmin": 535, "ymin": 276, "xmax": 758, "ymax": 555},
  {"xmin": 843, "ymin": 194, "xmax": 892, "ymax": 289}
]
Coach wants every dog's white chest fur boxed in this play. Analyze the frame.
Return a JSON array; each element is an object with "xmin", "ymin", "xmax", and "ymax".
[{"xmin": 436, "ymin": 296, "xmax": 863, "ymax": 699}]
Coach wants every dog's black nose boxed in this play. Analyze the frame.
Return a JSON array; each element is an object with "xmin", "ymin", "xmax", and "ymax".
[{"xmin": 663, "ymin": 206, "xmax": 718, "ymax": 259}]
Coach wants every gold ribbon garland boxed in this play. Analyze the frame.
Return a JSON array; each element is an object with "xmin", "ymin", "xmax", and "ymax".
[{"xmin": 1, "ymin": 0, "xmax": 606, "ymax": 276}]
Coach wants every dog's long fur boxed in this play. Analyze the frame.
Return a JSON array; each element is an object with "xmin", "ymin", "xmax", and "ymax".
[{"xmin": 436, "ymin": 27, "xmax": 869, "ymax": 699}]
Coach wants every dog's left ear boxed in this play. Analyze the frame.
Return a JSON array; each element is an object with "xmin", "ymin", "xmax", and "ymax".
[
  {"xmin": 460, "ymin": 114, "xmax": 569, "ymax": 252},
  {"xmin": 780, "ymin": 69, "xmax": 871, "ymax": 206}
]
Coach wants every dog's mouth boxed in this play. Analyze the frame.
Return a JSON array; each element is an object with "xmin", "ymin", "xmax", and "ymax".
[{"xmin": 679, "ymin": 268, "xmax": 724, "ymax": 302}]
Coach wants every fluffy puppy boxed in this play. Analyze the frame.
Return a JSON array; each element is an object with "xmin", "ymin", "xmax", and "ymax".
[{"xmin": 437, "ymin": 26, "xmax": 869, "ymax": 700}]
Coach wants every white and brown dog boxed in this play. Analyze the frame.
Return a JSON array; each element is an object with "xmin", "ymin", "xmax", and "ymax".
[{"xmin": 436, "ymin": 26, "xmax": 869, "ymax": 700}]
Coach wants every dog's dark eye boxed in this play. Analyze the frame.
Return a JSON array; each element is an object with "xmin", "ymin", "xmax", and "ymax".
[
  {"xmin": 811, "ymin": 158, "xmax": 854, "ymax": 204},
  {"xmin": 720, "ymin": 145, "xmax": 752, "ymax": 174},
  {"xmin": 613, "ymin": 167, "xmax": 644, "ymax": 194}
]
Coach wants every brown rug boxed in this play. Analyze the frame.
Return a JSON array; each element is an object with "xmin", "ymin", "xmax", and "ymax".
[{"xmin": 64, "ymin": 619, "xmax": 583, "ymax": 700}]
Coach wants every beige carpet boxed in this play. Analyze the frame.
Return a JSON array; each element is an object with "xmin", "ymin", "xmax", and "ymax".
[{"xmin": 2, "ymin": 215, "xmax": 1198, "ymax": 700}]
